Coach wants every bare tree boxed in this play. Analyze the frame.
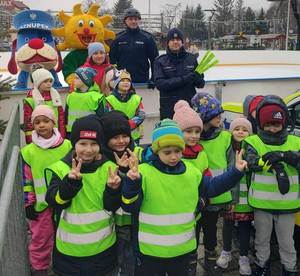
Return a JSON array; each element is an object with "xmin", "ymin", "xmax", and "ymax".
[{"xmin": 161, "ymin": 3, "xmax": 182, "ymax": 31}]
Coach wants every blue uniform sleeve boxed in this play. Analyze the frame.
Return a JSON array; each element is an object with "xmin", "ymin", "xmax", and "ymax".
[
  {"xmin": 147, "ymin": 36, "xmax": 159, "ymax": 81},
  {"xmin": 199, "ymin": 167, "xmax": 244, "ymax": 198},
  {"xmin": 121, "ymin": 175, "xmax": 143, "ymax": 213},
  {"xmin": 109, "ymin": 38, "xmax": 118, "ymax": 65}
]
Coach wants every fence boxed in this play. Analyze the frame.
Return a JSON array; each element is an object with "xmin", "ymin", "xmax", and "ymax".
[{"xmin": 0, "ymin": 104, "xmax": 30, "ymax": 276}]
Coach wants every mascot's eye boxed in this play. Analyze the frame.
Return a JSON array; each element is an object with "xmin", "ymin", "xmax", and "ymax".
[
  {"xmin": 42, "ymin": 37, "xmax": 47, "ymax": 42},
  {"xmin": 89, "ymin": 20, "xmax": 95, "ymax": 27},
  {"xmin": 78, "ymin": 19, "xmax": 84, "ymax": 27},
  {"xmin": 24, "ymin": 37, "xmax": 29, "ymax": 42}
]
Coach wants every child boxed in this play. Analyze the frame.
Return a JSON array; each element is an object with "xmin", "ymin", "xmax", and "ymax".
[
  {"xmin": 99, "ymin": 110, "xmax": 142, "ymax": 276},
  {"xmin": 191, "ymin": 92, "xmax": 233, "ymax": 275},
  {"xmin": 243, "ymin": 95, "xmax": 300, "ymax": 276},
  {"xmin": 105, "ymin": 69, "xmax": 145, "ymax": 145},
  {"xmin": 173, "ymin": 100, "xmax": 210, "ymax": 275},
  {"xmin": 65, "ymin": 67, "xmax": 107, "ymax": 137},
  {"xmin": 21, "ymin": 105, "xmax": 71, "ymax": 276},
  {"xmin": 24, "ymin": 68, "xmax": 65, "ymax": 144},
  {"xmin": 216, "ymin": 118, "xmax": 253, "ymax": 276},
  {"xmin": 243, "ymin": 95, "xmax": 264, "ymax": 134},
  {"xmin": 122, "ymin": 119, "xmax": 247, "ymax": 275},
  {"xmin": 82, "ymin": 42, "xmax": 112, "ymax": 90},
  {"xmin": 45, "ymin": 115, "xmax": 121, "ymax": 276}
]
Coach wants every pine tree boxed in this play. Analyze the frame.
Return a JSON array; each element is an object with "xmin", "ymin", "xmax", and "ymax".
[
  {"xmin": 244, "ymin": 7, "xmax": 256, "ymax": 34},
  {"xmin": 213, "ymin": 0, "xmax": 235, "ymax": 37},
  {"xmin": 234, "ymin": 0, "xmax": 245, "ymax": 34},
  {"xmin": 112, "ymin": 0, "xmax": 133, "ymax": 28},
  {"xmin": 256, "ymin": 8, "xmax": 269, "ymax": 34}
]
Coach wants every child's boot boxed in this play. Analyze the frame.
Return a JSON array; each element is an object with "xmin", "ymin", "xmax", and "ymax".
[
  {"xmin": 204, "ymin": 250, "xmax": 222, "ymax": 276},
  {"xmin": 238, "ymin": 256, "xmax": 251, "ymax": 275},
  {"xmin": 216, "ymin": 250, "xmax": 232, "ymax": 269},
  {"xmin": 188, "ymin": 252, "xmax": 198, "ymax": 276},
  {"xmin": 281, "ymin": 265, "xmax": 299, "ymax": 276},
  {"xmin": 252, "ymin": 261, "xmax": 271, "ymax": 276}
]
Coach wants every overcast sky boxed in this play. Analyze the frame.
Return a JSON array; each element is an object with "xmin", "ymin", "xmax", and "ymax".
[{"xmin": 23, "ymin": 0, "xmax": 271, "ymax": 14}]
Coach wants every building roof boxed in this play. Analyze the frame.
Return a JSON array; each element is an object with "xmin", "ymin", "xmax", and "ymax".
[{"xmin": 13, "ymin": 1, "xmax": 29, "ymax": 10}]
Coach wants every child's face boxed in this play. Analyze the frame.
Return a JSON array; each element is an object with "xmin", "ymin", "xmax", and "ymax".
[
  {"xmin": 39, "ymin": 79, "xmax": 53, "ymax": 92},
  {"xmin": 232, "ymin": 126, "xmax": 249, "ymax": 142},
  {"xmin": 74, "ymin": 75, "xmax": 86, "ymax": 90},
  {"xmin": 118, "ymin": 79, "xmax": 131, "ymax": 93},
  {"xmin": 208, "ymin": 114, "xmax": 222, "ymax": 128},
  {"xmin": 183, "ymin": 127, "xmax": 201, "ymax": 146},
  {"xmin": 33, "ymin": 115, "xmax": 54, "ymax": 139},
  {"xmin": 263, "ymin": 122, "xmax": 283, "ymax": 133},
  {"xmin": 158, "ymin": 146, "xmax": 182, "ymax": 167},
  {"xmin": 92, "ymin": 51, "xmax": 106, "ymax": 65},
  {"xmin": 108, "ymin": 134, "xmax": 130, "ymax": 153},
  {"xmin": 75, "ymin": 139, "xmax": 100, "ymax": 163}
]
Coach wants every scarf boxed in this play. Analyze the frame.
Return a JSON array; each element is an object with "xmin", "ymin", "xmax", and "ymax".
[
  {"xmin": 32, "ymin": 87, "xmax": 62, "ymax": 107},
  {"xmin": 32, "ymin": 128, "xmax": 62, "ymax": 149}
]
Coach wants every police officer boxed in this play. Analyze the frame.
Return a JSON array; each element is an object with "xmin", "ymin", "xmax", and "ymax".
[
  {"xmin": 154, "ymin": 28, "xmax": 205, "ymax": 120},
  {"xmin": 109, "ymin": 8, "xmax": 159, "ymax": 86}
]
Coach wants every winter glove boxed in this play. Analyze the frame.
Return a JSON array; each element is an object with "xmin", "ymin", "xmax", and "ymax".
[
  {"xmin": 147, "ymin": 80, "xmax": 156, "ymax": 89},
  {"xmin": 262, "ymin": 151, "xmax": 285, "ymax": 165},
  {"xmin": 25, "ymin": 205, "xmax": 38, "ymax": 221},
  {"xmin": 193, "ymin": 72, "xmax": 205, "ymax": 87},
  {"xmin": 272, "ymin": 163, "xmax": 290, "ymax": 195},
  {"xmin": 283, "ymin": 151, "xmax": 300, "ymax": 167}
]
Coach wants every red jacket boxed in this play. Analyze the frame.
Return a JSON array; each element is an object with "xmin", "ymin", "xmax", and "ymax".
[{"xmin": 23, "ymin": 90, "xmax": 66, "ymax": 144}]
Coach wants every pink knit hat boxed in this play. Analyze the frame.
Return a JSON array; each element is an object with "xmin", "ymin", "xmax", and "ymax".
[
  {"xmin": 173, "ymin": 100, "xmax": 203, "ymax": 131},
  {"xmin": 229, "ymin": 117, "xmax": 253, "ymax": 134},
  {"xmin": 31, "ymin": 105, "xmax": 56, "ymax": 124}
]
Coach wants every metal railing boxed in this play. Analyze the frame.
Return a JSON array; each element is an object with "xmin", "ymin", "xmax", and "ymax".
[{"xmin": 0, "ymin": 104, "xmax": 30, "ymax": 276}]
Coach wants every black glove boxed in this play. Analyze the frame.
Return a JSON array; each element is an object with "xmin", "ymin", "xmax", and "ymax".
[
  {"xmin": 25, "ymin": 205, "xmax": 38, "ymax": 220},
  {"xmin": 193, "ymin": 72, "xmax": 205, "ymax": 86},
  {"xmin": 147, "ymin": 80, "xmax": 156, "ymax": 89},
  {"xmin": 262, "ymin": 151, "xmax": 285, "ymax": 165},
  {"xmin": 272, "ymin": 163, "xmax": 290, "ymax": 195},
  {"xmin": 283, "ymin": 151, "xmax": 300, "ymax": 167}
]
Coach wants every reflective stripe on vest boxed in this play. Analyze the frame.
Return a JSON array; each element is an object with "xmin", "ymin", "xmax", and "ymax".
[
  {"xmin": 138, "ymin": 162, "xmax": 201, "ymax": 258},
  {"xmin": 21, "ymin": 140, "xmax": 72, "ymax": 212},
  {"xmin": 245, "ymin": 134, "xmax": 300, "ymax": 211},
  {"xmin": 106, "ymin": 94, "xmax": 142, "ymax": 140},
  {"xmin": 46, "ymin": 160, "xmax": 117, "ymax": 257},
  {"xmin": 201, "ymin": 131, "xmax": 232, "ymax": 205},
  {"xmin": 234, "ymin": 178, "xmax": 253, "ymax": 213}
]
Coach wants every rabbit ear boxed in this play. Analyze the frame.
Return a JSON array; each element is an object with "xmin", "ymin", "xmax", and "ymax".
[{"xmin": 8, "ymin": 39, "xmax": 18, "ymax": 74}]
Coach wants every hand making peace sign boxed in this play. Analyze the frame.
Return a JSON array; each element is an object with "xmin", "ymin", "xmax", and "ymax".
[
  {"xmin": 107, "ymin": 166, "xmax": 121, "ymax": 189},
  {"xmin": 126, "ymin": 148, "xmax": 140, "ymax": 180},
  {"xmin": 235, "ymin": 149, "xmax": 248, "ymax": 172},
  {"xmin": 68, "ymin": 158, "xmax": 82, "ymax": 180},
  {"xmin": 113, "ymin": 152, "xmax": 129, "ymax": 168}
]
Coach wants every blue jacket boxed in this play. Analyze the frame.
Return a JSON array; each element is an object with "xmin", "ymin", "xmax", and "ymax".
[
  {"xmin": 154, "ymin": 47, "xmax": 205, "ymax": 119},
  {"xmin": 109, "ymin": 27, "xmax": 159, "ymax": 83}
]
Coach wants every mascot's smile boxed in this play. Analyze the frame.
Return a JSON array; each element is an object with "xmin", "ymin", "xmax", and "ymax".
[{"xmin": 77, "ymin": 33, "xmax": 96, "ymax": 46}]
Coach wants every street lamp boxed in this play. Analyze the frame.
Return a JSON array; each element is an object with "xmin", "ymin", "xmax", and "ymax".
[{"xmin": 204, "ymin": 9, "xmax": 216, "ymax": 50}]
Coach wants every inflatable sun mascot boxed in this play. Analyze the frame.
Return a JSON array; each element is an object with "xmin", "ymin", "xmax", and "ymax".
[{"xmin": 52, "ymin": 3, "xmax": 115, "ymax": 85}]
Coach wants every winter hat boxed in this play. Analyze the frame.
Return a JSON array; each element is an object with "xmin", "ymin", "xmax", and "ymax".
[
  {"xmin": 167, "ymin": 28, "xmax": 184, "ymax": 43},
  {"xmin": 99, "ymin": 111, "xmax": 131, "ymax": 145},
  {"xmin": 173, "ymin": 100, "xmax": 203, "ymax": 131},
  {"xmin": 229, "ymin": 117, "xmax": 253, "ymax": 135},
  {"xmin": 70, "ymin": 115, "xmax": 103, "ymax": 147},
  {"xmin": 75, "ymin": 67, "xmax": 97, "ymax": 88},
  {"xmin": 114, "ymin": 69, "xmax": 132, "ymax": 88},
  {"xmin": 249, "ymin": 95, "xmax": 264, "ymax": 114},
  {"xmin": 32, "ymin": 68, "xmax": 54, "ymax": 88},
  {"xmin": 88, "ymin": 42, "xmax": 106, "ymax": 58},
  {"xmin": 191, "ymin": 92, "xmax": 223, "ymax": 124},
  {"xmin": 258, "ymin": 104, "xmax": 286, "ymax": 128},
  {"xmin": 31, "ymin": 105, "xmax": 55, "ymax": 124},
  {"xmin": 151, "ymin": 119, "xmax": 185, "ymax": 153}
]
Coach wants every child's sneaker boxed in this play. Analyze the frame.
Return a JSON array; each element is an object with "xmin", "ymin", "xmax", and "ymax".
[
  {"xmin": 239, "ymin": 256, "xmax": 252, "ymax": 275},
  {"xmin": 216, "ymin": 250, "xmax": 232, "ymax": 269}
]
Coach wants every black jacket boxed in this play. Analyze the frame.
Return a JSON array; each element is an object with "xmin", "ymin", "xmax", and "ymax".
[
  {"xmin": 109, "ymin": 27, "xmax": 159, "ymax": 83},
  {"xmin": 154, "ymin": 47, "xmax": 205, "ymax": 119}
]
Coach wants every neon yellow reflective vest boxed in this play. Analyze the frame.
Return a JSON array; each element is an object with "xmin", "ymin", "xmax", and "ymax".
[
  {"xmin": 115, "ymin": 146, "xmax": 144, "ymax": 227},
  {"xmin": 24, "ymin": 97, "xmax": 59, "ymax": 128},
  {"xmin": 45, "ymin": 160, "xmax": 117, "ymax": 257},
  {"xmin": 182, "ymin": 150, "xmax": 208, "ymax": 174},
  {"xmin": 201, "ymin": 131, "xmax": 232, "ymax": 205},
  {"xmin": 138, "ymin": 162, "xmax": 202, "ymax": 258},
  {"xmin": 245, "ymin": 134, "xmax": 300, "ymax": 211},
  {"xmin": 66, "ymin": 85, "xmax": 104, "ymax": 132},
  {"xmin": 106, "ymin": 94, "xmax": 142, "ymax": 140},
  {"xmin": 21, "ymin": 139, "xmax": 72, "ymax": 212},
  {"xmin": 234, "ymin": 175, "xmax": 253, "ymax": 213}
]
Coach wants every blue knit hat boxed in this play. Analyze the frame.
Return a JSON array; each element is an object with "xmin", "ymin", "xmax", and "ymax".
[
  {"xmin": 191, "ymin": 92, "xmax": 223, "ymax": 124},
  {"xmin": 88, "ymin": 42, "xmax": 106, "ymax": 58},
  {"xmin": 75, "ymin": 67, "xmax": 97, "ymax": 88},
  {"xmin": 167, "ymin": 28, "xmax": 184, "ymax": 43},
  {"xmin": 151, "ymin": 119, "xmax": 185, "ymax": 153}
]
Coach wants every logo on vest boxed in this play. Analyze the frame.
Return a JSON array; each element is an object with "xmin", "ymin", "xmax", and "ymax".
[
  {"xmin": 272, "ymin": 112, "xmax": 283, "ymax": 120},
  {"xmin": 80, "ymin": 131, "xmax": 97, "ymax": 139}
]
